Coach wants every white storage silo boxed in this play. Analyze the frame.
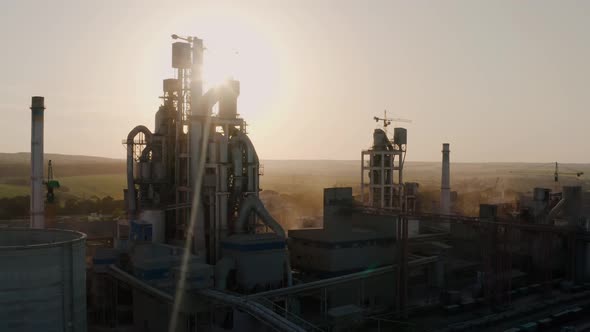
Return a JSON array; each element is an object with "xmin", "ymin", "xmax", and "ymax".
[{"xmin": 0, "ymin": 228, "xmax": 86, "ymax": 332}]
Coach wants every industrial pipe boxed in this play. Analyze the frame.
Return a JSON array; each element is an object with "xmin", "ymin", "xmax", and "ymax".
[
  {"xmin": 233, "ymin": 195, "xmax": 286, "ymax": 238},
  {"xmin": 231, "ymin": 141, "xmax": 244, "ymax": 197},
  {"xmin": 547, "ymin": 198, "xmax": 566, "ymax": 224},
  {"xmin": 189, "ymin": 87, "xmax": 219, "ymax": 185},
  {"xmin": 126, "ymin": 125, "xmax": 153, "ymax": 217},
  {"xmin": 30, "ymin": 96, "xmax": 45, "ymax": 228},
  {"xmin": 198, "ymin": 288, "xmax": 306, "ymax": 332},
  {"xmin": 230, "ymin": 132, "xmax": 260, "ymax": 196},
  {"xmin": 189, "ymin": 87, "xmax": 225, "ymax": 260}
]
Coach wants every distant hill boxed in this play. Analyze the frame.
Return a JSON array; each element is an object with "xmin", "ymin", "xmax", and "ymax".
[
  {"xmin": 0, "ymin": 153, "xmax": 125, "ymax": 178},
  {"xmin": 0, "ymin": 152, "xmax": 123, "ymax": 164},
  {"xmin": 0, "ymin": 153, "xmax": 588, "ymax": 201},
  {"xmin": 0, "ymin": 153, "xmax": 126, "ymax": 199}
]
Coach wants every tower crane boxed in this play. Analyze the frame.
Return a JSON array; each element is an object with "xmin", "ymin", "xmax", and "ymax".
[
  {"xmin": 552, "ymin": 162, "xmax": 583, "ymax": 183},
  {"xmin": 510, "ymin": 162, "xmax": 584, "ymax": 190},
  {"xmin": 373, "ymin": 110, "xmax": 412, "ymax": 133},
  {"xmin": 44, "ymin": 160, "xmax": 60, "ymax": 204}
]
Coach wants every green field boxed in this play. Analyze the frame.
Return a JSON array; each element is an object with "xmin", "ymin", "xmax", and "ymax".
[
  {"xmin": 0, "ymin": 153, "xmax": 126, "ymax": 199},
  {"xmin": 0, "ymin": 175, "xmax": 126, "ymax": 199},
  {"xmin": 0, "ymin": 184, "xmax": 30, "ymax": 198},
  {"xmin": 1, "ymin": 153, "xmax": 588, "ymax": 220},
  {"xmin": 58, "ymin": 174, "xmax": 126, "ymax": 200}
]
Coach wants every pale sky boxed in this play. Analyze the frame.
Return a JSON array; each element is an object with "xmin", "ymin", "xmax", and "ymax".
[{"xmin": 1, "ymin": 0, "xmax": 589, "ymax": 162}]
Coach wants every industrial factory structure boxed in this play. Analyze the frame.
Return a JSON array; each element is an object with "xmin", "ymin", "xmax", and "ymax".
[
  {"xmin": 3, "ymin": 35, "xmax": 590, "ymax": 332},
  {"xmin": 100, "ymin": 36, "xmax": 590, "ymax": 331}
]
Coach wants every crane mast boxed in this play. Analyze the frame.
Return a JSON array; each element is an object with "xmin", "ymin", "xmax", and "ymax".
[{"xmin": 373, "ymin": 110, "xmax": 411, "ymax": 135}]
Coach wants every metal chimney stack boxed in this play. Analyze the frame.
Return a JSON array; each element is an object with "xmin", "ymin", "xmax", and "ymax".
[
  {"xmin": 30, "ymin": 96, "xmax": 45, "ymax": 228},
  {"xmin": 440, "ymin": 143, "xmax": 451, "ymax": 215}
]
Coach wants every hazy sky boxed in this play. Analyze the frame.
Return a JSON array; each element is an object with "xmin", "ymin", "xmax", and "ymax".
[{"xmin": 1, "ymin": 0, "xmax": 589, "ymax": 162}]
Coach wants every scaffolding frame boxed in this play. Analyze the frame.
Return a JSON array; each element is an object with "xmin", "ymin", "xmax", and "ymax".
[{"xmin": 361, "ymin": 148, "xmax": 405, "ymax": 210}]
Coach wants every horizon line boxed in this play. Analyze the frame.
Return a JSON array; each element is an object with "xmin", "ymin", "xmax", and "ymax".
[{"xmin": 2, "ymin": 152, "xmax": 589, "ymax": 165}]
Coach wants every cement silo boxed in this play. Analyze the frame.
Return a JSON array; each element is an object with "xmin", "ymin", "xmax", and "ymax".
[{"xmin": 0, "ymin": 228, "xmax": 87, "ymax": 331}]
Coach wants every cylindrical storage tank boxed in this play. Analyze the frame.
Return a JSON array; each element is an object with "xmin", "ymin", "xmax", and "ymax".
[
  {"xmin": 563, "ymin": 186, "xmax": 583, "ymax": 227},
  {"xmin": 372, "ymin": 129, "xmax": 389, "ymax": 150},
  {"xmin": 393, "ymin": 127, "xmax": 407, "ymax": 145},
  {"xmin": 0, "ymin": 228, "xmax": 86, "ymax": 332},
  {"xmin": 172, "ymin": 42, "xmax": 191, "ymax": 69},
  {"xmin": 163, "ymin": 78, "xmax": 181, "ymax": 94}
]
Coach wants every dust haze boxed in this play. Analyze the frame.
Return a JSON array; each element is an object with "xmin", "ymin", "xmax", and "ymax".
[
  {"xmin": 1, "ymin": 153, "xmax": 588, "ymax": 227},
  {"xmin": 259, "ymin": 160, "xmax": 590, "ymax": 228}
]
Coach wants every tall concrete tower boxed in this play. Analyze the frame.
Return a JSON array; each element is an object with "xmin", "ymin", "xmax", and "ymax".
[
  {"xmin": 440, "ymin": 143, "xmax": 451, "ymax": 215},
  {"xmin": 30, "ymin": 96, "xmax": 45, "ymax": 228}
]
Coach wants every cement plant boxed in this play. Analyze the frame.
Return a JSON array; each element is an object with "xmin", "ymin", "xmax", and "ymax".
[{"xmin": 2, "ymin": 35, "xmax": 590, "ymax": 332}]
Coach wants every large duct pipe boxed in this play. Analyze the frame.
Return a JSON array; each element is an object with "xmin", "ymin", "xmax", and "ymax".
[
  {"xmin": 440, "ymin": 143, "xmax": 451, "ymax": 215},
  {"xmin": 189, "ymin": 87, "xmax": 219, "ymax": 185},
  {"xmin": 30, "ymin": 96, "xmax": 45, "ymax": 229},
  {"xmin": 230, "ymin": 132, "xmax": 260, "ymax": 195},
  {"xmin": 547, "ymin": 198, "xmax": 566, "ymax": 224},
  {"xmin": 189, "ymin": 88, "xmax": 219, "ymax": 256},
  {"xmin": 126, "ymin": 125, "xmax": 153, "ymax": 218},
  {"xmin": 234, "ymin": 195, "xmax": 286, "ymax": 238}
]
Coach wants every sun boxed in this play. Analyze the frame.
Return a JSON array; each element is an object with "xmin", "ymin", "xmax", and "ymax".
[
  {"xmin": 202, "ymin": 46, "xmax": 238, "ymax": 87},
  {"xmin": 192, "ymin": 17, "xmax": 281, "ymax": 118}
]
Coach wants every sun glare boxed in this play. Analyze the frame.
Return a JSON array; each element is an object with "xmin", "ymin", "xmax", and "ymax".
[
  {"xmin": 202, "ymin": 48, "xmax": 237, "ymax": 87},
  {"xmin": 193, "ymin": 17, "xmax": 281, "ymax": 118}
]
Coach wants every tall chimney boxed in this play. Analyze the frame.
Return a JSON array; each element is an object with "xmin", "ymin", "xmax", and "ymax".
[
  {"xmin": 440, "ymin": 143, "xmax": 451, "ymax": 215},
  {"xmin": 30, "ymin": 96, "xmax": 45, "ymax": 228}
]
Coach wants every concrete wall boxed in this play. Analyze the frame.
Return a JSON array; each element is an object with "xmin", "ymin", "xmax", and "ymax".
[
  {"xmin": 289, "ymin": 238, "xmax": 395, "ymax": 274},
  {"xmin": 350, "ymin": 213, "xmax": 397, "ymax": 238},
  {"xmin": 227, "ymin": 248, "xmax": 288, "ymax": 291}
]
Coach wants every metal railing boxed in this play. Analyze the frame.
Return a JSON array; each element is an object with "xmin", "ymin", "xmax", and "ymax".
[{"xmin": 256, "ymin": 297, "xmax": 325, "ymax": 332}]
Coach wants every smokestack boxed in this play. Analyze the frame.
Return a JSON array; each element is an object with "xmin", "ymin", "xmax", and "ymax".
[
  {"xmin": 440, "ymin": 143, "xmax": 451, "ymax": 215},
  {"xmin": 30, "ymin": 96, "xmax": 45, "ymax": 228}
]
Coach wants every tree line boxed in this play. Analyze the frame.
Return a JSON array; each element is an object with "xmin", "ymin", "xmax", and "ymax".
[{"xmin": 0, "ymin": 196, "xmax": 125, "ymax": 219}]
